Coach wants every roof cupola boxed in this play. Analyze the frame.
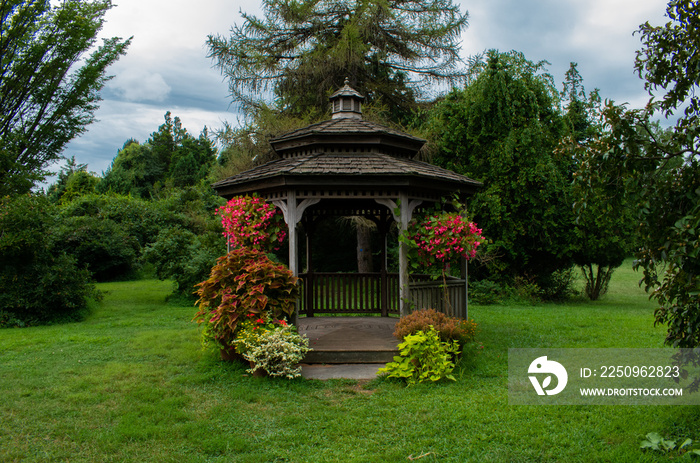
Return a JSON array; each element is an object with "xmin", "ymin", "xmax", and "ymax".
[{"xmin": 329, "ymin": 78, "xmax": 364, "ymax": 120}]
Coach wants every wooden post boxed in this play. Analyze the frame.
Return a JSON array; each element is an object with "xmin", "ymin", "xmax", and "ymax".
[
  {"xmin": 285, "ymin": 191, "xmax": 299, "ymax": 324},
  {"xmin": 379, "ymin": 216, "xmax": 388, "ymax": 317},
  {"xmin": 273, "ymin": 194, "xmax": 319, "ymax": 325},
  {"xmin": 376, "ymin": 196, "xmax": 421, "ymax": 317},
  {"xmin": 304, "ymin": 217, "xmax": 316, "ymax": 317},
  {"xmin": 398, "ymin": 193, "xmax": 423, "ymax": 317}
]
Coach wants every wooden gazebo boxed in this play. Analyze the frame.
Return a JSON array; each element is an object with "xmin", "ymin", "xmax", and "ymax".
[{"xmin": 212, "ymin": 81, "xmax": 481, "ymax": 319}]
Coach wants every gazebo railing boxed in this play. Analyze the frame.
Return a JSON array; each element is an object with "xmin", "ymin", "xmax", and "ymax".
[
  {"xmin": 298, "ymin": 272, "xmax": 466, "ymax": 318},
  {"xmin": 298, "ymin": 272, "xmax": 400, "ymax": 316},
  {"xmin": 406, "ymin": 275, "xmax": 466, "ymax": 319}
]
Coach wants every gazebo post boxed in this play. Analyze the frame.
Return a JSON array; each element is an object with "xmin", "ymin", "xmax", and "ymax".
[
  {"xmin": 398, "ymin": 194, "xmax": 409, "ymax": 317},
  {"xmin": 397, "ymin": 192, "xmax": 422, "ymax": 317},
  {"xmin": 303, "ymin": 216, "xmax": 316, "ymax": 318},
  {"xmin": 274, "ymin": 193, "xmax": 320, "ymax": 324},
  {"xmin": 286, "ymin": 191, "xmax": 299, "ymax": 276},
  {"xmin": 378, "ymin": 212, "xmax": 389, "ymax": 317}
]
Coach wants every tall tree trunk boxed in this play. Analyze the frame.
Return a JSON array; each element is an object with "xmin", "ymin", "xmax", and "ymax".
[{"xmin": 357, "ymin": 225, "xmax": 373, "ymax": 273}]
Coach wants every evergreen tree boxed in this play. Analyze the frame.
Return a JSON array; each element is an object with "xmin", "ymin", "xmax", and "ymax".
[{"xmin": 207, "ymin": 0, "xmax": 469, "ymax": 122}]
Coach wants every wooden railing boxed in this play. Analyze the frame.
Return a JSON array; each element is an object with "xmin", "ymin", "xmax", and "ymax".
[
  {"xmin": 298, "ymin": 272, "xmax": 399, "ymax": 316},
  {"xmin": 298, "ymin": 272, "xmax": 466, "ymax": 318},
  {"xmin": 406, "ymin": 275, "xmax": 467, "ymax": 319}
]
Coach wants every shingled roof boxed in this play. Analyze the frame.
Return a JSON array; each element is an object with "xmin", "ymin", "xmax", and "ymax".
[
  {"xmin": 212, "ymin": 150, "xmax": 481, "ymax": 195},
  {"xmin": 274, "ymin": 117, "xmax": 423, "ymax": 145}
]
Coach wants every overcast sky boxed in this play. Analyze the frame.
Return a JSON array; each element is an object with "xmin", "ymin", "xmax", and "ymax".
[{"xmin": 62, "ymin": 0, "xmax": 671, "ymax": 177}]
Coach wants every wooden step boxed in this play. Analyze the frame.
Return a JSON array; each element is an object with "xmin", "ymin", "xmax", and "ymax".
[{"xmin": 298, "ymin": 316, "xmax": 399, "ymax": 364}]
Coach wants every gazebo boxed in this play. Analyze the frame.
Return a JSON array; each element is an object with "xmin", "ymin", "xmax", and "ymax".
[{"xmin": 212, "ymin": 81, "xmax": 482, "ymax": 320}]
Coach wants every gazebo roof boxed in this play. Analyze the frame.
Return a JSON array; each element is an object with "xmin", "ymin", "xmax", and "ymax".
[
  {"xmin": 211, "ymin": 82, "xmax": 481, "ymax": 199},
  {"xmin": 212, "ymin": 151, "xmax": 481, "ymax": 197},
  {"xmin": 269, "ymin": 117, "xmax": 425, "ymax": 157}
]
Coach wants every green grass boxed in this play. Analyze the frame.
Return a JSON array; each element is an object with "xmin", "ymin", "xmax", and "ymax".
[{"xmin": 1, "ymin": 262, "xmax": 698, "ymax": 462}]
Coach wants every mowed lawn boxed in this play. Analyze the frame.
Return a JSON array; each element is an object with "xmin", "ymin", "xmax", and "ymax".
[{"xmin": 1, "ymin": 262, "xmax": 698, "ymax": 462}]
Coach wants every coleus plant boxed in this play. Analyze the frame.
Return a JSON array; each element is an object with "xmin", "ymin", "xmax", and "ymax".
[{"xmin": 193, "ymin": 248, "xmax": 299, "ymax": 350}]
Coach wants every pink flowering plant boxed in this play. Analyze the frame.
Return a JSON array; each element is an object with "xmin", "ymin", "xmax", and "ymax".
[
  {"xmin": 402, "ymin": 203, "xmax": 485, "ymax": 311},
  {"xmin": 404, "ymin": 210, "xmax": 484, "ymax": 274},
  {"xmin": 217, "ymin": 194, "xmax": 287, "ymax": 252}
]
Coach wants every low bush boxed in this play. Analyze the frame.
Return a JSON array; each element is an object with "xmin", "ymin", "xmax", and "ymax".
[
  {"xmin": 51, "ymin": 215, "xmax": 140, "ymax": 281},
  {"xmin": 394, "ymin": 308, "xmax": 477, "ymax": 346},
  {"xmin": 241, "ymin": 322, "xmax": 311, "ymax": 379},
  {"xmin": 538, "ymin": 266, "xmax": 579, "ymax": 301},
  {"xmin": 0, "ymin": 253, "xmax": 99, "ymax": 326},
  {"xmin": 143, "ymin": 227, "xmax": 224, "ymax": 297},
  {"xmin": 379, "ymin": 326, "xmax": 459, "ymax": 385},
  {"xmin": 510, "ymin": 276, "xmax": 543, "ymax": 304},
  {"xmin": 469, "ymin": 279, "xmax": 503, "ymax": 305}
]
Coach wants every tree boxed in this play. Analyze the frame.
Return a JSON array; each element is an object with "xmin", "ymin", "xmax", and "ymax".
[
  {"xmin": 46, "ymin": 156, "xmax": 88, "ymax": 202},
  {"xmin": 635, "ymin": 0, "xmax": 700, "ymax": 349},
  {"xmin": 0, "ymin": 0, "xmax": 130, "ymax": 196},
  {"xmin": 559, "ymin": 63, "xmax": 636, "ymax": 300},
  {"xmin": 575, "ymin": 0, "xmax": 699, "ymax": 347},
  {"xmin": 99, "ymin": 112, "xmax": 217, "ymax": 197},
  {"xmin": 207, "ymin": 0, "xmax": 469, "ymax": 121},
  {"xmin": 430, "ymin": 51, "xmax": 574, "ymax": 296}
]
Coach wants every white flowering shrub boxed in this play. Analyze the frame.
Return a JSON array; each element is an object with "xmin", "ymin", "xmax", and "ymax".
[{"xmin": 242, "ymin": 325, "xmax": 311, "ymax": 379}]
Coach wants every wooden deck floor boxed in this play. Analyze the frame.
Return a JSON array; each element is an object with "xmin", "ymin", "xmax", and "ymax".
[{"xmin": 298, "ymin": 316, "xmax": 400, "ymax": 364}]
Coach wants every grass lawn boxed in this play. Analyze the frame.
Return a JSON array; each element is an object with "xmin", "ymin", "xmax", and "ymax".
[{"xmin": 1, "ymin": 261, "xmax": 698, "ymax": 462}]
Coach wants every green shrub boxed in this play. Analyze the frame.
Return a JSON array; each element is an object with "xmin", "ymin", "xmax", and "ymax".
[
  {"xmin": 241, "ymin": 323, "xmax": 311, "ymax": 379},
  {"xmin": 0, "ymin": 253, "xmax": 99, "ymax": 326},
  {"xmin": 538, "ymin": 266, "xmax": 579, "ymax": 301},
  {"xmin": 379, "ymin": 327, "xmax": 459, "ymax": 385},
  {"xmin": 51, "ymin": 215, "xmax": 140, "ymax": 281},
  {"xmin": 0, "ymin": 195, "xmax": 99, "ymax": 326},
  {"xmin": 510, "ymin": 276, "xmax": 542, "ymax": 304},
  {"xmin": 469, "ymin": 279, "xmax": 503, "ymax": 305},
  {"xmin": 143, "ymin": 227, "xmax": 224, "ymax": 296},
  {"xmin": 394, "ymin": 308, "xmax": 477, "ymax": 346},
  {"xmin": 58, "ymin": 193, "xmax": 187, "ymax": 248}
]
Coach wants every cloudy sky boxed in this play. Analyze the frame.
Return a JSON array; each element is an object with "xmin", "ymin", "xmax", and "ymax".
[{"xmin": 62, "ymin": 0, "xmax": 671, "ymax": 177}]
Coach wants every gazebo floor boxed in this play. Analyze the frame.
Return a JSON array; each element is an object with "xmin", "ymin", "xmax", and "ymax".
[{"xmin": 298, "ymin": 316, "xmax": 399, "ymax": 364}]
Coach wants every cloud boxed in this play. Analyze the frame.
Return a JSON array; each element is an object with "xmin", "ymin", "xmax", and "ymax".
[
  {"xmin": 457, "ymin": 0, "xmax": 668, "ymax": 104},
  {"xmin": 108, "ymin": 68, "xmax": 171, "ymax": 102}
]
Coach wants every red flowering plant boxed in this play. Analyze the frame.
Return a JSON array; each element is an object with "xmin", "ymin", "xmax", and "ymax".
[{"xmin": 217, "ymin": 194, "xmax": 287, "ymax": 252}]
